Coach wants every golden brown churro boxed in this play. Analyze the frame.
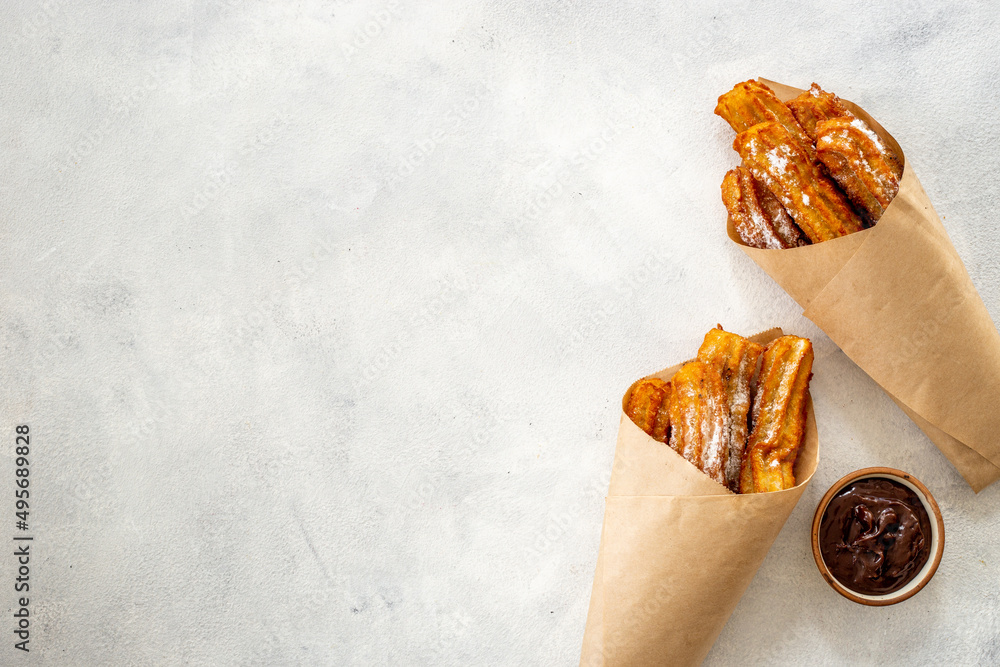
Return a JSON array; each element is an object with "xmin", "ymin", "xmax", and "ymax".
[
  {"xmin": 816, "ymin": 116, "xmax": 903, "ymax": 222},
  {"xmin": 668, "ymin": 361, "xmax": 729, "ymax": 486},
  {"xmin": 722, "ymin": 165, "xmax": 807, "ymax": 249},
  {"xmin": 716, "ymin": 80, "xmax": 902, "ymax": 244},
  {"xmin": 733, "ymin": 121, "xmax": 864, "ymax": 243},
  {"xmin": 715, "ymin": 80, "xmax": 814, "ymax": 154},
  {"xmin": 626, "ymin": 328, "xmax": 813, "ymax": 494},
  {"xmin": 625, "ymin": 377, "xmax": 672, "ymax": 442},
  {"xmin": 787, "ymin": 83, "xmax": 853, "ymax": 141},
  {"xmin": 740, "ymin": 335, "xmax": 814, "ymax": 494},
  {"xmin": 696, "ymin": 327, "xmax": 765, "ymax": 491}
]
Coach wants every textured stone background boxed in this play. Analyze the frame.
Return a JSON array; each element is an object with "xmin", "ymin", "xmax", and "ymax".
[{"xmin": 1, "ymin": 1, "xmax": 999, "ymax": 665}]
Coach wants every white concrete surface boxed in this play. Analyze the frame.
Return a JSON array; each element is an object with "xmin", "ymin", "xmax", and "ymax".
[{"xmin": 1, "ymin": 1, "xmax": 999, "ymax": 664}]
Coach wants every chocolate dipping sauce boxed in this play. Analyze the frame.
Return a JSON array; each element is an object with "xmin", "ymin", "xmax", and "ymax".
[{"xmin": 819, "ymin": 477, "xmax": 932, "ymax": 595}]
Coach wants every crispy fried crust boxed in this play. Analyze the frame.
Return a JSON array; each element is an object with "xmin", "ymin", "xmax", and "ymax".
[
  {"xmin": 715, "ymin": 80, "xmax": 814, "ymax": 154},
  {"xmin": 815, "ymin": 116, "xmax": 903, "ymax": 222},
  {"xmin": 696, "ymin": 328, "xmax": 765, "ymax": 491},
  {"xmin": 740, "ymin": 335, "xmax": 814, "ymax": 494},
  {"xmin": 734, "ymin": 122, "xmax": 864, "ymax": 242},
  {"xmin": 668, "ymin": 361, "xmax": 729, "ymax": 486},
  {"xmin": 722, "ymin": 165, "xmax": 807, "ymax": 249},
  {"xmin": 625, "ymin": 377, "xmax": 672, "ymax": 442},
  {"xmin": 787, "ymin": 83, "xmax": 853, "ymax": 141}
]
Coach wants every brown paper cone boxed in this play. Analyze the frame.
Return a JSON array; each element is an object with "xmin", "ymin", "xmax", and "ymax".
[
  {"xmin": 580, "ymin": 328, "xmax": 819, "ymax": 667},
  {"xmin": 729, "ymin": 79, "xmax": 1000, "ymax": 492}
]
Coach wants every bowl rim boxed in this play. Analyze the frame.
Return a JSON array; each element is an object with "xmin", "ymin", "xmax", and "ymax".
[{"xmin": 810, "ymin": 466, "xmax": 945, "ymax": 606}]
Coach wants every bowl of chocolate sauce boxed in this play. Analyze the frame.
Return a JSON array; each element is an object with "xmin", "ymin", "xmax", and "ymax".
[{"xmin": 811, "ymin": 467, "xmax": 944, "ymax": 605}]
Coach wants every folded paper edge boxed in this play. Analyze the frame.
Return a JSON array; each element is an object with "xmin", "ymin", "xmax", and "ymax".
[
  {"xmin": 726, "ymin": 80, "xmax": 906, "ymax": 310},
  {"xmin": 886, "ymin": 388, "xmax": 1000, "ymax": 493},
  {"xmin": 610, "ymin": 403, "xmax": 818, "ymax": 499},
  {"xmin": 581, "ymin": 328, "xmax": 819, "ymax": 665},
  {"xmin": 725, "ymin": 79, "xmax": 999, "ymax": 491}
]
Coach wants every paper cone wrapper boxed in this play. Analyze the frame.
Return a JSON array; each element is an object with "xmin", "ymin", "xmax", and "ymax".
[
  {"xmin": 729, "ymin": 79, "xmax": 1000, "ymax": 492},
  {"xmin": 580, "ymin": 328, "xmax": 819, "ymax": 667}
]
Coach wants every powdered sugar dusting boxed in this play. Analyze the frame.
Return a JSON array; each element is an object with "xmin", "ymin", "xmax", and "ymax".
[
  {"xmin": 850, "ymin": 117, "xmax": 885, "ymax": 147},
  {"xmin": 750, "ymin": 340, "xmax": 807, "ymax": 450},
  {"xmin": 668, "ymin": 364, "xmax": 729, "ymax": 486},
  {"xmin": 745, "ymin": 206, "xmax": 772, "ymax": 247},
  {"xmin": 699, "ymin": 384, "xmax": 728, "ymax": 483},
  {"xmin": 723, "ymin": 350, "xmax": 756, "ymax": 487},
  {"xmin": 772, "ymin": 210, "xmax": 803, "ymax": 246},
  {"xmin": 746, "ymin": 192, "xmax": 784, "ymax": 250},
  {"xmin": 767, "ymin": 147, "xmax": 789, "ymax": 172}
]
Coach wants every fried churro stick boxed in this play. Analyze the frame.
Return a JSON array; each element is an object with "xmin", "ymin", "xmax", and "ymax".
[
  {"xmin": 715, "ymin": 80, "xmax": 814, "ymax": 154},
  {"xmin": 668, "ymin": 361, "xmax": 729, "ymax": 486},
  {"xmin": 734, "ymin": 122, "xmax": 864, "ymax": 242},
  {"xmin": 697, "ymin": 327, "xmax": 765, "ymax": 491},
  {"xmin": 787, "ymin": 83, "xmax": 853, "ymax": 141},
  {"xmin": 740, "ymin": 335, "xmax": 813, "ymax": 494},
  {"xmin": 816, "ymin": 116, "xmax": 903, "ymax": 223},
  {"xmin": 722, "ymin": 165, "xmax": 807, "ymax": 249},
  {"xmin": 625, "ymin": 377, "xmax": 672, "ymax": 442}
]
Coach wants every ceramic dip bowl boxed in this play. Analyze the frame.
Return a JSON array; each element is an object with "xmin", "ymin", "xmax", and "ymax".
[{"xmin": 811, "ymin": 467, "xmax": 944, "ymax": 606}]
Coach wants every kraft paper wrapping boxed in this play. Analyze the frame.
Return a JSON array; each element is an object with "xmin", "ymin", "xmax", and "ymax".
[
  {"xmin": 580, "ymin": 328, "xmax": 819, "ymax": 667},
  {"xmin": 729, "ymin": 79, "xmax": 1000, "ymax": 492}
]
